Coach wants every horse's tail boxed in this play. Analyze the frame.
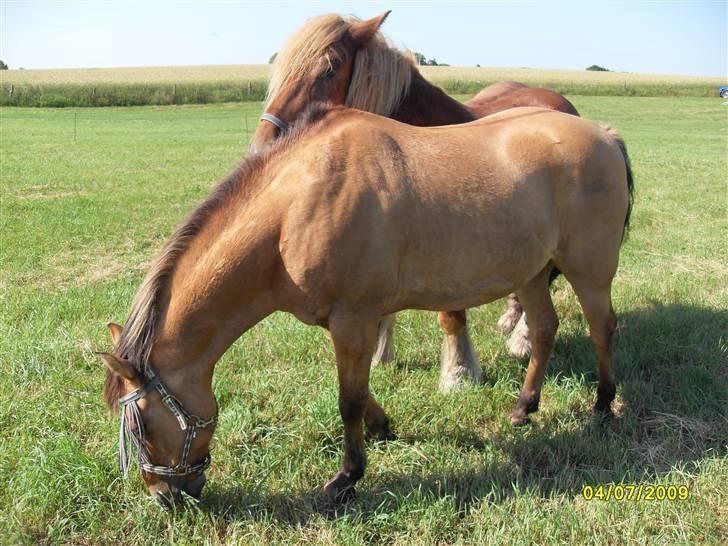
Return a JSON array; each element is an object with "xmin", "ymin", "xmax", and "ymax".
[{"xmin": 601, "ymin": 124, "xmax": 635, "ymax": 240}]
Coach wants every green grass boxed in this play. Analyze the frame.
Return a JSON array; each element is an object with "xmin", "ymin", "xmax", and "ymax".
[
  {"xmin": 2, "ymin": 64, "xmax": 724, "ymax": 107},
  {"xmin": 1, "ymin": 96, "xmax": 726, "ymax": 544}
]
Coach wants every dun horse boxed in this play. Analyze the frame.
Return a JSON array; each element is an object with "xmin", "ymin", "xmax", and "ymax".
[
  {"xmin": 101, "ymin": 104, "xmax": 633, "ymax": 504},
  {"xmin": 249, "ymin": 12, "xmax": 581, "ymax": 392}
]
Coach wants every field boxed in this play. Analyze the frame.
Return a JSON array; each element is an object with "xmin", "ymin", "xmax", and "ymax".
[
  {"xmin": 2, "ymin": 64, "xmax": 725, "ymax": 107},
  {"xmin": 1, "ymin": 95, "xmax": 727, "ymax": 544}
]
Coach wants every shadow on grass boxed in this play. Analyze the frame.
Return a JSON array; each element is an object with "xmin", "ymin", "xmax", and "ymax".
[{"xmin": 201, "ymin": 303, "xmax": 727, "ymax": 524}]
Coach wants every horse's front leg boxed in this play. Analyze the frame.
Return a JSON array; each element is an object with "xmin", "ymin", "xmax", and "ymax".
[
  {"xmin": 325, "ymin": 314, "xmax": 381, "ymax": 502},
  {"xmin": 438, "ymin": 310, "xmax": 483, "ymax": 392}
]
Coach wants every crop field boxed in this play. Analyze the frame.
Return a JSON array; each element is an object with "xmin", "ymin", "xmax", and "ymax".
[
  {"xmin": 1, "ymin": 95, "xmax": 726, "ymax": 544},
  {"xmin": 2, "ymin": 64, "xmax": 724, "ymax": 107}
]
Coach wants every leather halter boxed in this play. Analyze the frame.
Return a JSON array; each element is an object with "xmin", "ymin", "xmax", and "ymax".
[
  {"xmin": 259, "ymin": 112, "xmax": 291, "ymax": 134},
  {"xmin": 117, "ymin": 367, "xmax": 217, "ymax": 479}
]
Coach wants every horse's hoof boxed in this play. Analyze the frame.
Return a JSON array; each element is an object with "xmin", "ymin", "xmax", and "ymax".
[
  {"xmin": 439, "ymin": 365, "xmax": 483, "ymax": 394},
  {"xmin": 367, "ymin": 428, "xmax": 397, "ymax": 442},
  {"xmin": 592, "ymin": 403, "xmax": 614, "ymax": 419},
  {"xmin": 439, "ymin": 372, "xmax": 465, "ymax": 393},
  {"xmin": 509, "ymin": 411, "xmax": 531, "ymax": 426},
  {"xmin": 323, "ymin": 475, "xmax": 357, "ymax": 504}
]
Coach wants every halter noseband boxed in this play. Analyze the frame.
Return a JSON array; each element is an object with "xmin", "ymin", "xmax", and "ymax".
[
  {"xmin": 259, "ymin": 112, "xmax": 291, "ymax": 134},
  {"xmin": 118, "ymin": 367, "xmax": 217, "ymax": 479}
]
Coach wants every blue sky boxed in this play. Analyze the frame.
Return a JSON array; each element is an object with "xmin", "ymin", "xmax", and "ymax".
[{"xmin": 1, "ymin": 1, "xmax": 726, "ymax": 76}]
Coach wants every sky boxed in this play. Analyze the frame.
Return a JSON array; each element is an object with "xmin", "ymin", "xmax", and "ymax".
[{"xmin": 1, "ymin": 1, "xmax": 726, "ymax": 77}]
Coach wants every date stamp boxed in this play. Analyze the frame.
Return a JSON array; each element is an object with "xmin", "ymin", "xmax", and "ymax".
[{"xmin": 582, "ymin": 484, "xmax": 689, "ymax": 502}]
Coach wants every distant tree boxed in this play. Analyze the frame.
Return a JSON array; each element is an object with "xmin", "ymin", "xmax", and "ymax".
[
  {"xmin": 269, "ymin": 52, "xmax": 278, "ymax": 64},
  {"xmin": 413, "ymin": 52, "xmax": 426, "ymax": 65},
  {"xmin": 586, "ymin": 64, "xmax": 609, "ymax": 72},
  {"xmin": 426, "ymin": 58, "xmax": 438, "ymax": 66},
  {"xmin": 476, "ymin": 64, "xmax": 480, "ymax": 68},
  {"xmin": 0, "ymin": 60, "xmax": 8, "ymax": 70}
]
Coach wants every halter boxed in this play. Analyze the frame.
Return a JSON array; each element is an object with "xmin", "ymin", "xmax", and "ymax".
[
  {"xmin": 118, "ymin": 367, "xmax": 217, "ymax": 479},
  {"xmin": 259, "ymin": 112, "xmax": 291, "ymax": 134}
]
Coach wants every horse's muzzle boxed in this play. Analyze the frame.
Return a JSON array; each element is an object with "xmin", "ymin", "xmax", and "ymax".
[{"xmin": 152, "ymin": 473, "xmax": 207, "ymax": 508}]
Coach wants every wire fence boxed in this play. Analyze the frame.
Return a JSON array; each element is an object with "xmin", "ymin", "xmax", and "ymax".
[{"xmin": 1, "ymin": 107, "xmax": 266, "ymax": 143}]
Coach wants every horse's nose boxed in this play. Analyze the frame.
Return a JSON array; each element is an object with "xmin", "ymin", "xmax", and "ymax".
[
  {"xmin": 180, "ymin": 473, "xmax": 206, "ymax": 498},
  {"xmin": 148, "ymin": 480, "xmax": 182, "ymax": 508}
]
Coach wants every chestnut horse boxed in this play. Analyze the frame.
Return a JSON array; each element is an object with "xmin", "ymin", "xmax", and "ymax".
[
  {"xmin": 101, "ymin": 105, "xmax": 633, "ymax": 504},
  {"xmin": 249, "ymin": 12, "xmax": 580, "ymax": 392}
]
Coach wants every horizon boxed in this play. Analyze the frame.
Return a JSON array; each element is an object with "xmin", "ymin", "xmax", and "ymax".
[{"xmin": 1, "ymin": 1, "xmax": 726, "ymax": 78}]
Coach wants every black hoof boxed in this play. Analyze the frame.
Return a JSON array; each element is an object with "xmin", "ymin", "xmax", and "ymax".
[
  {"xmin": 594, "ymin": 383, "xmax": 616, "ymax": 415},
  {"xmin": 510, "ymin": 391, "xmax": 540, "ymax": 426},
  {"xmin": 509, "ymin": 410, "xmax": 531, "ymax": 426},
  {"xmin": 592, "ymin": 403, "xmax": 614, "ymax": 419},
  {"xmin": 323, "ymin": 472, "xmax": 358, "ymax": 504},
  {"xmin": 366, "ymin": 428, "xmax": 397, "ymax": 442}
]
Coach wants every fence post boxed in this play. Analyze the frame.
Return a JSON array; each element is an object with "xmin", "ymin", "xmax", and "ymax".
[
  {"xmin": 9, "ymin": 84, "xmax": 13, "ymax": 97},
  {"xmin": 247, "ymin": 81, "xmax": 252, "ymax": 96}
]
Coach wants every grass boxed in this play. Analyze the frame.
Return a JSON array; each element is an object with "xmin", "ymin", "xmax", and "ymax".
[
  {"xmin": 1, "ymin": 96, "xmax": 727, "ymax": 544},
  {"xmin": 1, "ymin": 64, "xmax": 725, "ymax": 107}
]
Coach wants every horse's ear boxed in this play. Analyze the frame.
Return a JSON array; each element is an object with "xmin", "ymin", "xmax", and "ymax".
[
  {"xmin": 107, "ymin": 322, "xmax": 123, "ymax": 345},
  {"xmin": 98, "ymin": 352, "xmax": 136, "ymax": 381},
  {"xmin": 349, "ymin": 11, "xmax": 391, "ymax": 47}
]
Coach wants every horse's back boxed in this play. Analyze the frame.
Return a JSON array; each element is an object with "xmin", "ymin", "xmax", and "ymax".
[{"xmin": 277, "ymin": 108, "xmax": 628, "ymax": 312}]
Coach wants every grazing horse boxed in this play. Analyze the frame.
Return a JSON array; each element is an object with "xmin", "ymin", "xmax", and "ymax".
[
  {"xmin": 101, "ymin": 104, "xmax": 633, "ymax": 504},
  {"xmin": 248, "ymin": 12, "xmax": 581, "ymax": 391}
]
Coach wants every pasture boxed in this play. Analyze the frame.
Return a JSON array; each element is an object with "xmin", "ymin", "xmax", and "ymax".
[
  {"xmin": 1, "ymin": 95, "xmax": 726, "ymax": 544},
  {"xmin": 1, "ymin": 65, "xmax": 724, "ymax": 107}
]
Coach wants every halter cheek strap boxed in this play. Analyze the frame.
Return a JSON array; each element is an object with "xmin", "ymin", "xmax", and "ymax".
[
  {"xmin": 259, "ymin": 112, "xmax": 291, "ymax": 134},
  {"xmin": 118, "ymin": 367, "xmax": 217, "ymax": 479}
]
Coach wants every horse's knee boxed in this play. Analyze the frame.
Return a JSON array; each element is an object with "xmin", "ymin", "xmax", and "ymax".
[{"xmin": 339, "ymin": 393, "xmax": 368, "ymax": 423}]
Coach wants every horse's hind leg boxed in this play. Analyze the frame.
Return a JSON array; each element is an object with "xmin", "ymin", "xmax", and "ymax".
[
  {"xmin": 371, "ymin": 314, "xmax": 396, "ymax": 365},
  {"xmin": 510, "ymin": 266, "xmax": 559, "ymax": 425},
  {"xmin": 438, "ymin": 310, "xmax": 483, "ymax": 393},
  {"xmin": 364, "ymin": 394, "xmax": 395, "ymax": 441},
  {"xmin": 566, "ymin": 277, "xmax": 618, "ymax": 414},
  {"xmin": 497, "ymin": 294, "xmax": 523, "ymax": 334},
  {"xmin": 504, "ymin": 268, "xmax": 561, "ymax": 358}
]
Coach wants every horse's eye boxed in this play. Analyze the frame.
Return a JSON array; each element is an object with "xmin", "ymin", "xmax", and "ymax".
[{"xmin": 320, "ymin": 67, "xmax": 336, "ymax": 80}]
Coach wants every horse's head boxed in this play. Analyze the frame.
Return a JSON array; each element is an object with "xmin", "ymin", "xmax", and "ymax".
[
  {"xmin": 249, "ymin": 11, "xmax": 391, "ymax": 154},
  {"xmin": 100, "ymin": 323, "xmax": 217, "ymax": 507}
]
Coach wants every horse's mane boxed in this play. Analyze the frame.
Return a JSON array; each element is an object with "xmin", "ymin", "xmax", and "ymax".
[
  {"xmin": 266, "ymin": 13, "xmax": 415, "ymax": 117},
  {"xmin": 104, "ymin": 104, "xmax": 341, "ymax": 409}
]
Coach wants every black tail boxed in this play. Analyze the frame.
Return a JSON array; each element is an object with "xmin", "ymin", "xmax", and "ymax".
[{"xmin": 603, "ymin": 125, "xmax": 635, "ymax": 240}]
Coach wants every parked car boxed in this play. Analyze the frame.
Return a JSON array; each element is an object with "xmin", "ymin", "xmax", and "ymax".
[{"xmin": 720, "ymin": 86, "xmax": 728, "ymax": 99}]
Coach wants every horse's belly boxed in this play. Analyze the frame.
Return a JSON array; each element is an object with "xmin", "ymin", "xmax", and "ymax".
[
  {"xmin": 397, "ymin": 274, "xmax": 516, "ymax": 312},
  {"xmin": 392, "ymin": 233, "xmax": 554, "ymax": 312}
]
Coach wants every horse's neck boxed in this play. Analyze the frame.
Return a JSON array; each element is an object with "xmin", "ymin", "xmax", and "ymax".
[
  {"xmin": 150, "ymin": 199, "xmax": 283, "ymax": 380},
  {"xmin": 392, "ymin": 70, "xmax": 476, "ymax": 126}
]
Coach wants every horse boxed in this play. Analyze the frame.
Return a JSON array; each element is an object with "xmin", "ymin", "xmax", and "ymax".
[
  {"xmin": 466, "ymin": 81, "xmax": 579, "ymax": 116},
  {"xmin": 248, "ymin": 12, "xmax": 581, "ymax": 392},
  {"xmin": 100, "ymin": 103, "xmax": 633, "ymax": 505}
]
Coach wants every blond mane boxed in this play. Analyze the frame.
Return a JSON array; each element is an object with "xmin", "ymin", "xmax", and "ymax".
[{"xmin": 266, "ymin": 13, "xmax": 414, "ymax": 117}]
